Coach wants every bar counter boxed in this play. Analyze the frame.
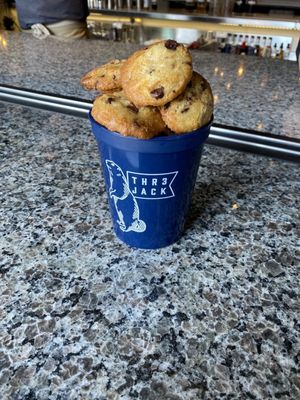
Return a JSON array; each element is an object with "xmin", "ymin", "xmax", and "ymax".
[
  {"xmin": 1, "ymin": 32, "xmax": 299, "ymax": 138},
  {"xmin": 0, "ymin": 33, "xmax": 300, "ymax": 399}
]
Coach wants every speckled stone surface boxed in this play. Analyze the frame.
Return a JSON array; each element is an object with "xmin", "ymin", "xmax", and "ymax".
[
  {"xmin": 1, "ymin": 102, "xmax": 300, "ymax": 399},
  {"xmin": 0, "ymin": 32, "xmax": 299, "ymax": 138}
]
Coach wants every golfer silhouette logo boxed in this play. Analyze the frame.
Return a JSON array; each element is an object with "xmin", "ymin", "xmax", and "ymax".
[{"xmin": 105, "ymin": 160, "xmax": 146, "ymax": 233}]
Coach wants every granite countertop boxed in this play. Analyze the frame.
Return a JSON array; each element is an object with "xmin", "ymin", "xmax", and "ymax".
[
  {"xmin": 1, "ymin": 33, "xmax": 300, "ymax": 400},
  {"xmin": 0, "ymin": 32, "xmax": 299, "ymax": 139},
  {"xmin": 1, "ymin": 100, "xmax": 300, "ymax": 399}
]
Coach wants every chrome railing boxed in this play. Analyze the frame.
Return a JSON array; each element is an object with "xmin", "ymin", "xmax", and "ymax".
[{"xmin": 1, "ymin": 84, "xmax": 299, "ymax": 162}]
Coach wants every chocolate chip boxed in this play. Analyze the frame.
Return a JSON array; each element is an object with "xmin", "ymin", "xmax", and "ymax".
[
  {"xmin": 200, "ymin": 82, "xmax": 206, "ymax": 91},
  {"xmin": 133, "ymin": 120, "xmax": 141, "ymax": 128},
  {"xmin": 107, "ymin": 97, "xmax": 115, "ymax": 104},
  {"xmin": 165, "ymin": 40, "xmax": 179, "ymax": 50},
  {"xmin": 181, "ymin": 107, "xmax": 190, "ymax": 113},
  {"xmin": 164, "ymin": 102, "xmax": 171, "ymax": 110},
  {"xmin": 150, "ymin": 87, "xmax": 164, "ymax": 99},
  {"xmin": 112, "ymin": 74, "xmax": 116, "ymax": 80},
  {"xmin": 127, "ymin": 104, "xmax": 139, "ymax": 113}
]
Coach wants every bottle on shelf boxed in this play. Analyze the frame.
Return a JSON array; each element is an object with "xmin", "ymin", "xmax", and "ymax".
[
  {"xmin": 143, "ymin": 0, "xmax": 150, "ymax": 10},
  {"xmin": 151, "ymin": 0, "xmax": 157, "ymax": 10},
  {"xmin": 232, "ymin": 33, "xmax": 238, "ymax": 49},
  {"xmin": 185, "ymin": 0, "xmax": 196, "ymax": 11},
  {"xmin": 254, "ymin": 36, "xmax": 261, "ymax": 56},
  {"xmin": 247, "ymin": 35, "xmax": 255, "ymax": 56},
  {"xmin": 219, "ymin": 37, "xmax": 226, "ymax": 53},
  {"xmin": 204, "ymin": 0, "xmax": 210, "ymax": 13},
  {"xmin": 240, "ymin": 35, "xmax": 248, "ymax": 55},
  {"xmin": 265, "ymin": 37, "xmax": 273, "ymax": 58},
  {"xmin": 116, "ymin": 0, "xmax": 123, "ymax": 9},
  {"xmin": 234, "ymin": 0, "xmax": 243, "ymax": 14},
  {"xmin": 128, "ymin": 18, "xmax": 136, "ymax": 42},
  {"xmin": 196, "ymin": 0, "xmax": 206, "ymax": 13},
  {"xmin": 228, "ymin": 33, "xmax": 234, "ymax": 53},
  {"xmin": 260, "ymin": 36, "xmax": 267, "ymax": 57},
  {"xmin": 284, "ymin": 44, "xmax": 291, "ymax": 60},
  {"xmin": 224, "ymin": 33, "xmax": 233, "ymax": 54},
  {"xmin": 235, "ymin": 34, "xmax": 243, "ymax": 55},
  {"xmin": 279, "ymin": 43, "xmax": 284, "ymax": 60},
  {"xmin": 111, "ymin": 22, "xmax": 123, "ymax": 41},
  {"xmin": 136, "ymin": 0, "xmax": 142, "ymax": 10},
  {"xmin": 271, "ymin": 43, "xmax": 278, "ymax": 58}
]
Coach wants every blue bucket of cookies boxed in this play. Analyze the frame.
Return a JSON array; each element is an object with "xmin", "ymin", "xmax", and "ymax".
[
  {"xmin": 83, "ymin": 39, "xmax": 214, "ymax": 248},
  {"xmin": 89, "ymin": 112, "xmax": 212, "ymax": 249}
]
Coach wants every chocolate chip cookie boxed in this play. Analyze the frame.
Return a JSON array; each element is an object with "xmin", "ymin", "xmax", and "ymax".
[
  {"xmin": 91, "ymin": 91, "xmax": 166, "ymax": 139},
  {"xmin": 160, "ymin": 72, "xmax": 213, "ymax": 134},
  {"xmin": 121, "ymin": 40, "xmax": 193, "ymax": 107},
  {"xmin": 80, "ymin": 59, "xmax": 125, "ymax": 92}
]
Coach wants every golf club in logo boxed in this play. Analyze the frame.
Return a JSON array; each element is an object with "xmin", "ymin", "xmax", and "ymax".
[{"xmin": 105, "ymin": 160, "xmax": 178, "ymax": 234}]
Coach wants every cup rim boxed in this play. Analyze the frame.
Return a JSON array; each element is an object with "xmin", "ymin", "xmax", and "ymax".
[{"xmin": 88, "ymin": 111, "xmax": 213, "ymax": 143}]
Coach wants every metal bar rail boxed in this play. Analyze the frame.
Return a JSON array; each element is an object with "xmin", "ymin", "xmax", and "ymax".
[
  {"xmin": 1, "ymin": 84, "xmax": 299, "ymax": 162},
  {"xmin": 0, "ymin": 86, "xmax": 91, "ymax": 118}
]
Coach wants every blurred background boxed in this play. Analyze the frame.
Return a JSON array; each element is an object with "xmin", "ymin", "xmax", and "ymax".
[{"xmin": 1, "ymin": 0, "xmax": 299, "ymax": 60}]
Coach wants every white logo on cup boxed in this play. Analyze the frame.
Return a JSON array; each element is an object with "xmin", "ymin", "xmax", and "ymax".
[
  {"xmin": 106, "ymin": 160, "xmax": 146, "ymax": 233},
  {"xmin": 105, "ymin": 160, "xmax": 178, "ymax": 233},
  {"xmin": 127, "ymin": 171, "xmax": 178, "ymax": 200}
]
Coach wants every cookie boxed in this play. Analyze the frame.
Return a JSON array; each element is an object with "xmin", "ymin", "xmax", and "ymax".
[
  {"xmin": 80, "ymin": 59, "xmax": 125, "ymax": 92},
  {"xmin": 120, "ymin": 40, "xmax": 193, "ymax": 107},
  {"xmin": 160, "ymin": 72, "xmax": 213, "ymax": 134},
  {"xmin": 91, "ymin": 91, "xmax": 166, "ymax": 139}
]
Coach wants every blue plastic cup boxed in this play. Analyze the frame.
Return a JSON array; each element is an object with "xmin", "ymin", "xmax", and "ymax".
[{"xmin": 89, "ymin": 111, "xmax": 212, "ymax": 249}]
